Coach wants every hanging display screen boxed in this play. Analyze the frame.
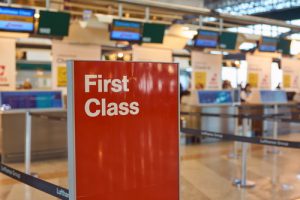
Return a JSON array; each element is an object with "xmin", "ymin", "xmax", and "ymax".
[
  {"xmin": 220, "ymin": 32, "xmax": 238, "ymax": 50},
  {"xmin": 110, "ymin": 19, "xmax": 142, "ymax": 42},
  {"xmin": 0, "ymin": 6, "xmax": 35, "ymax": 32},
  {"xmin": 194, "ymin": 30, "xmax": 219, "ymax": 48},
  {"xmin": 38, "ymin": 10, "xmax": 71, "ymax": 37},
  {"xmin": 259, "ymin": 36, "xmax": 278, "ymax": 52},
  {"xmin": 277, "ymin": 38, "xmax": 291, "ymax": 55},
  {"xmin": 142, "ymin": 23, "xmax": 166, "ymax": 43}
]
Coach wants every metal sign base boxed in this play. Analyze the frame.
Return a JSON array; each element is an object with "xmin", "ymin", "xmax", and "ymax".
[
  {"xmin": 228, "ymin": 152, "xmax": 240, "ymax": 159},
  {"xmin": 266, "ymin": 147, "xmax": 281, "ymax": 154},
  {"xmin": 232, "ymin": 179, "xmax": 256, "ymax": 188}
]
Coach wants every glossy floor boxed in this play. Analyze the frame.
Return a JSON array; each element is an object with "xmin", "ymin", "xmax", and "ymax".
[{"xmin": 1, "ymin": 133, "xmax": 300, "ymax": 200}]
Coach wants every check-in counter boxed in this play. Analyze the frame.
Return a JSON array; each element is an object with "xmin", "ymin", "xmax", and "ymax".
[
  {"xmin": 181, "ymin": 104, "xmax": 236, "ymax": 139},
  {"xmin": 241, "ymin": 90, "xmax": 296, "ymax": 136},
  {"xmin": 200, "ymin": 105, "xmax": 236, "ymax": 134},
  {"xmin": 0, "ymin": 110, "xmax": 67, "ymax": 163},
  {"xmin": 0, "ymin": 90, "xmax": 66, "ymax": 163},
  {"xmin": 181, "ymin": 89, "xmax": 299, "ymax": 141},
  {"xmin": 181, "ymin": 90, "xmax": 238, "ymax": 143}
]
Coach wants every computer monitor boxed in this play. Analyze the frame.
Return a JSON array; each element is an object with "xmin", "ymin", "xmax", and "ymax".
[
  {"xmin": 0, "ymin": 6, "xmax": 35, "ymax": 33},
  {"xmin": 219, "ymin": 32, "xmax": 238, "ymax": 50},
  {"xmin": 110, "ymin": 19, "xmax": 142, "ymax": 42},
  {"xmin": 198, "ymin": 90, "xmax": 233, "ymax": 104},
  {"xmin": 259, "ymin": 36, "xmax": 278, "ymax": 52},
  {"xmin": 194, "ymin": 30, "xmax": 219, "ymax": 48},
  {"xmin": 277, "ymin": 38, "xmax": 291, "ymax": 55},
  {"xmin": 0, "ymin": 91, "xmax": 63, "ymax": 110},
  {"xmin": 260, "ymin": 90, "xmax": 287, "ymax": 104},
  {"xmin": 142, "ymin": 23, "xmax": 166, "ymax": 43},
  {"xmin": 38, "ymin": 10, "xmax": 71, "ymax": 37}
]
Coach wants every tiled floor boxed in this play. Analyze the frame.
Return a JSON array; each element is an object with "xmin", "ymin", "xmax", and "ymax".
[{"xmin": 1, "ymin": 133, "xmax": 300, "ymax": 200}]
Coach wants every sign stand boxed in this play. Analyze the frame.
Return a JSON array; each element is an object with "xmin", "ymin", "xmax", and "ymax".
[
  {"xmin": 67, "ymin": 61, "xmax": 179, "ymax": 200},
  {"xmin": 233, "ymin": 118, "xmax": 255, "ymax": 188}
]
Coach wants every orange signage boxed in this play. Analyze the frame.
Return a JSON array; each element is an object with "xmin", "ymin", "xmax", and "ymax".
[{"xmin": 67, "ymin": 61, "xmax": 179, "ymax": 200}]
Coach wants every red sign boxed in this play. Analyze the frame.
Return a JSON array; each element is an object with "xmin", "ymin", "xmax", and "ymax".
[{"xmin": 68, "ymin": 61, "xmax": 179, "ymax": 200}]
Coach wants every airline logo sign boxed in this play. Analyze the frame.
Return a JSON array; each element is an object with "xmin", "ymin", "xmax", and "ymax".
[
  {"xmin": 68, "ymin": 61, "xmax": 179, "ymax": 200},
  {"xmin": 0, "ymin": 65, "xmax": 9, "ymax": 86},
  {"xmin": 0, "ymin": 65, "xmax": 5, "ymax": 76}
]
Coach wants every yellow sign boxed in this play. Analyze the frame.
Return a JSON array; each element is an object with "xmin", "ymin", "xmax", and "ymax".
[
  {"xmin": 283, "ymin": 74, "xmax": 291, "ymax": 88},
  {"xmin": 57, "ymin": 66, "xmax": 67, "ymax": 87},
  {"xmin": 194, "ymin": 71, "xmax": 206, "ymax": 89},
  {"xmin": 248, "ymin": 73, "xmax": 258, "ymax": 88}
]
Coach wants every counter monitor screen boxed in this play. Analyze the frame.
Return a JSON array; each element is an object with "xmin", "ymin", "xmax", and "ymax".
[
  {"xmin": 260, "ymin": 90, "xmax": 287, "ymax": 104},
  {"xmin": 110, "ymin": 19, "xmax": 142, "ymax": 42},
  {"xmin": 259, "ymin": 37, "xmax": 278, "ymax": 52},
  {"xmin": 0, "ymin": 91, "xmax": 63, "ymax": 110},
  {"xmin": 38, "ymin": 10, "xmax": 71, "ymax": 37},
  {"xmin": 198, "ymin": 91, "xmax": 233, "ymax": 104},
  {"xmin": 0, "ymin": 6, "xmax": 35, "ymax": 32},
  {"xmin": 194, "ymin": 30, "xmax": 219, "ymax": 48}
]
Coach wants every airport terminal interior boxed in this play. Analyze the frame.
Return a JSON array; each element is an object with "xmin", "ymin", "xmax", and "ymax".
[{"xmin": 2, "ymin": 0, "xmax": 300, "ymax": 199}]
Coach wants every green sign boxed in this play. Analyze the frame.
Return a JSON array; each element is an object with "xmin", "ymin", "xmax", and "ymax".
[
  {"xmin": 219, "ymin": 32, "xmax": 238, "ymax": 50},
  {"xmin": 277, "ymin": 38, "xmax": 291, "ymax": 55},
  {"xmin": 143, "ymin": 23, "xmax": 166, "ymax": 43},
  {"xmin": 38, "ymin": 10, "xmax": 71, "ymax": 37}
]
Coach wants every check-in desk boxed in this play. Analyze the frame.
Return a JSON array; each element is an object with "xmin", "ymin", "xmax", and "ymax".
[
  {"xmin": 181, "ymin": 90, "xmax": 237, "ymax": 143},
  {"xmin": 181, "ymin": 89, "xmax": 298, "ymax": 141},
  {"xmin": 181, "ymin": 104, "xmax": 236, "ymax": 142},
  {"xmin": 0, "ymin": 110, "xmax": 67, "ymax": 163},
  {"xmin": 0, "ymin": 91, "xmax": 67, "ymax": 163},
  {"xmin": 241, "ymin": 90, "xmax": 295, "ymax": 136}
]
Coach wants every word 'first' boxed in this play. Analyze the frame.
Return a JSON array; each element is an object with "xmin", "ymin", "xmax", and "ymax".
[{"xmin": 85, "ymin": 75, "xmax": 129, "ymax": 93}]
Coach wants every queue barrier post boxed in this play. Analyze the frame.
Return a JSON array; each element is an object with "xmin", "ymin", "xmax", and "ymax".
[
  {"xmin": 233, "ymin": 118, "xmax": 255, "ymax": 188},
  {"xmin": 267, "ymin": 104, "xmax": 281, "ymax": 154},
  {"xmin": 228, "ymin": 105, "xmax": 240, "ymax": 159},
  {"xmin": 25, "ymin": 111, "xmax": 32, "ymax": 175}
]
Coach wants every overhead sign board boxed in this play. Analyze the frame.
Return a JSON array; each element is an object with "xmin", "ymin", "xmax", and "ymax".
[{"xmin": 67, "ymin": 61, "xmax": 179, "ymax": 200}]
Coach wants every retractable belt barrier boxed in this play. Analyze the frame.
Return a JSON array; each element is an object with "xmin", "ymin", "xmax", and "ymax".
[
  {"xmin": 180, "ymin": 111, "xmax": 285, "ymax": 120},
  {"xmin": 181, "ymin": 128, "xmax": 300, "ymax": 149},
  {"xmin": 0, "ymin": 162, "xmax": 69, "ymax": 199},
  {"xmin": 180, "ymin": 109, "xmax": 300, "ymax": 148},
  {"xmin": 180, "ymin": 111, "xmax": 300, "ymax": 123}
]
